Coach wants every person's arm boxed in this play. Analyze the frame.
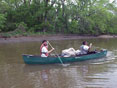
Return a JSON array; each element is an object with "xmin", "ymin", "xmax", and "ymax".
[
  {"xmin": 88, "ymin": 43, "xmax": 92, "ymax": 51},
  {"xmin": 89, "ymin": 43, "xmax": 92, "ymax": 48},
  {"xmin": 48, "ymin": 48, "xmax": 55, "ymax": 54}
]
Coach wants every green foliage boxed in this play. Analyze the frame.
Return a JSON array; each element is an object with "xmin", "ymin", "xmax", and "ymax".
[
  {"xmin": 69, "ymin": 20, "xmax": 79, "ymax": 34},
  {"xmin": 0, "ymin": 0, "xmax": 117, "ymax": 35},
  {"xmin": 0, "ymin": 14, "xmax": 6, "ymax": 31},
  {"xmin": 16, "ymin": 22, "xmax": 28, "ymax": 31}
]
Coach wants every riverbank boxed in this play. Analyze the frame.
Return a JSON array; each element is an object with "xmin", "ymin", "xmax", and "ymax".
[{"xmin": 0, "ymin": 34, "xmax": 117, "ymax": 43}]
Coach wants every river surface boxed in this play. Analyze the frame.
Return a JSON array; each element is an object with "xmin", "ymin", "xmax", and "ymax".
[{"xmin": 0, "ymin": 38, "xmax": 117, "ymax": 88}]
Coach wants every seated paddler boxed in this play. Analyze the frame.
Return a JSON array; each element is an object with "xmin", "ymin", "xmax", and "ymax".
[
  {"xmin": 80, "ymin": 41, "xmax": 92, "ymax": 55},
  {"xmin": 40, "ymin": 40, "xmax": 55, "ymax": 57}
]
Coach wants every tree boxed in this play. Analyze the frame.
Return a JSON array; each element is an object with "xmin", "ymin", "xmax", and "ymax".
[{"xmin": 0, "ymin": 14, "xmax": 6, "ymax": 31}]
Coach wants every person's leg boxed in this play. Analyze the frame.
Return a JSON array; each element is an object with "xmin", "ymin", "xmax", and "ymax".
[{"xmin": 88, "ymin": 51, "xmax": 96, "ymax": 54}]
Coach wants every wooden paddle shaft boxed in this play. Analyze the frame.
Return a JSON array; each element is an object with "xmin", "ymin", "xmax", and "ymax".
[
  {"xmin": 47, "ymin": 41, "xmax": 65, "ymax": 65},
  {"xmin": 47, "ymin": 41, "xmax": 54, "ymax": 49}
]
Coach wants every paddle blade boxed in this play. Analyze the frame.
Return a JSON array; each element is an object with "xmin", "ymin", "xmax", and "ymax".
[{"xmin": 62, "ymin": 64, "xmax": 70, "ymax": 67}]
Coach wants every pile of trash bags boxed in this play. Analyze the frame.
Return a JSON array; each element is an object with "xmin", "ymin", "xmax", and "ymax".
[{"xmin": 61, "ymin": 48, "xmax": 81, "ymax": 57}]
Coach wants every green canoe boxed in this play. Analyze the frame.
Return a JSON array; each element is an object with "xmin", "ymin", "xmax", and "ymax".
[{"xmin": 22, "ymin": 49, "xmax": 107, "ymax": 64}]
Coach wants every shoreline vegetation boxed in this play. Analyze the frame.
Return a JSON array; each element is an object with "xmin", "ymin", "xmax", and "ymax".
[
  {"xmin": 0, "ymin": 0, "xmax": 117, "ymax": 36},
  {"xmin": 0, "ymin": 33, "xmax": 117, "ymax": 43},
  {"xmin": 0, "ymin": 24, "xmax": 117, "ymax": 43},
  {"xmin": 0, "ymin": 0, "xmax": 117, "ymax": 43}
]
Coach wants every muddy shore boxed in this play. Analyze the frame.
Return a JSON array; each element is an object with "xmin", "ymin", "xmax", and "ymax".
[{"xmin": 0, "ymin": 34, "xmax": 117, "ymax": 43}]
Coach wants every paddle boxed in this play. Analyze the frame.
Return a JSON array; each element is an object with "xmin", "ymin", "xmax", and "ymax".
[
  {"xmin": 47, "ymin": 41, "xmax": 69, "ymax": 67},
  {"xmin": 92, "ymin": 46, "xmax": 104, "ymax": 51}
]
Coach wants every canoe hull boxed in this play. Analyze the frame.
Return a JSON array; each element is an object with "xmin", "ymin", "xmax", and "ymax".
[{"xmin": 22, "ymin": 50, "xmax": 107, "ymax": 64}]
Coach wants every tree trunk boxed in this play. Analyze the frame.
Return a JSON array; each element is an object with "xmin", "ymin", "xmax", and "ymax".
[
  {"xmin": 23, "ymin": 0, "xmax": 26, "ymax": 4},
  {"xmin": 61, "ymin": 0, "xmax": 65, "ymax": 17},
  {"xmin": 61, "ymin": 0, "xmax": 65, "ymax": 32},
  {"xmin": 28, "ymin": 0, "xmax": 32, "ymax": 6},
  {"xmin": 43, "ymin": 0, "xmax": 49, "ymax": 32}
]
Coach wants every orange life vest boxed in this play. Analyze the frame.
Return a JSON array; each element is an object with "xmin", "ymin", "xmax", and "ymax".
[{"xmin": 40, "ymin": 43, "xmax": 48, "ymax": 56}]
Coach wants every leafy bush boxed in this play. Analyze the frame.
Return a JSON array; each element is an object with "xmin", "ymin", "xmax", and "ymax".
[{"xmin": 0, "ymin": 14, "xmax": 6, "ymax": 31}]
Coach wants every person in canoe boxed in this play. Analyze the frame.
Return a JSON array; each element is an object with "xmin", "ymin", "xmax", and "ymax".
[
  {"xmin": 80, "ymin": 41, "xmax": 92, "ymax": 54},
  {"xmin": 40, "ymin": 40, "xmax": 55, "ymax": 57}
]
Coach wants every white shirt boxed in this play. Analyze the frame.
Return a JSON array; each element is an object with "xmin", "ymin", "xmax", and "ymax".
[
  {"xmin": 41, "ymin": 47, "xmax": 48, "ymax": 57},
  {"xmin": 80, "ymin": 45, "xmax": 89, "ymax": 54}
]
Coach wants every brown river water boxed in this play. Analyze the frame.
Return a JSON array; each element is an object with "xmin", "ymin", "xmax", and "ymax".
[{"xmin": 0, "ymin": 38, "xmax": 117, "ymax": 88}]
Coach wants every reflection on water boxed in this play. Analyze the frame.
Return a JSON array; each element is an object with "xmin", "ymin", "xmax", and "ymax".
[{"xmin": 0, "ymin": 38, "xmax": 117, "ymax": 88}]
